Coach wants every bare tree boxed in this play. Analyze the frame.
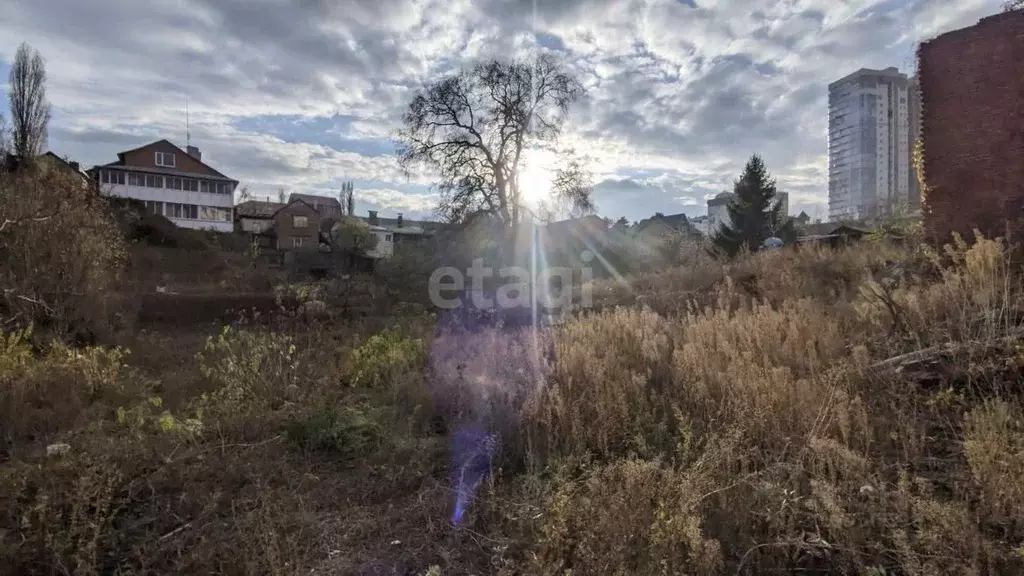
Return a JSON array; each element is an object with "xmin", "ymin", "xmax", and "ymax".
[
  {"xmin": 397, "ymin": 54, "xmax": 591, "ymax": 227},
  {"xmin": 8, "ymin": 42, "xmax": 51, "ymax": 159},
  {"xmin": 1004, "ymin": 0, "xmax": 1023, "ymax": 11},
  {"xmin": 0, "ymin": 113, "xmax": 9, "ymax": 155}
]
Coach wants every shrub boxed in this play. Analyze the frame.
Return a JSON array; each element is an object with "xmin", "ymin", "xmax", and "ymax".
[
  {"xmin": 0, "ymin": 331, "xmax": 135, "ymax": 453},
  {"xmin": 195, "ymin": 325, "xmax": 317, "ymax": 438},
  {"xmin": 0, "ymin": 168, "xmax": 126, "ymax": 340},
  {"xmin": 347, "ymin": 328, "xmax": 426, "ymax": 388},
  {"xmin": 284, "ymin": 403, "xmax": 383, "ymax": 458}
]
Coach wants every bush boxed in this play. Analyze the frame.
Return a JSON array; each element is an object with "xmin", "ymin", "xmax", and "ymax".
[
  {"xmin": 347, "ymin": 328, "xmax": 426, "ymax": 388},
  {"xmin": 195, "ymin": 325, "xmax": 317, "ymax": 438},
  {"xmin": 0, "ymin": 328, "xmax": 136, "ymax": 454},
  {"xmin": 0, "ymin": 168, "xmax": 126, "ymax": 340},
  {"xmin": 285, "ymin": 403, "xmax": 383, "ymax": 458}
]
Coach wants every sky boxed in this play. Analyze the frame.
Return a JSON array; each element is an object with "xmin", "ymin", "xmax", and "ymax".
[{"xmin": 0, "ymin": 0, "xmax": 1004, "ymax": 223}]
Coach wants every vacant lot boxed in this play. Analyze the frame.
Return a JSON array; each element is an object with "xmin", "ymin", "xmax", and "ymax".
[{"xmin": 3, "ymin": 170, "xmax": 1024, "ymax": 575}]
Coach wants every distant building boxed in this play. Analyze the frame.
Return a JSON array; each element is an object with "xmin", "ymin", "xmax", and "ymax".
[
  {"xmin": 234, "ymin": 198, "xmax": 323, "ymax": 250},
  {"xmin": 3, "ymin": 151, "xmax": 92, "ymax": 189},
  {"xmin": 689, "ymin": 215, "xmax": 709, "ymax": 235},
  {"xmin": 631, "ymin": 212, "xmax": 692, "ymax": 239},
  {"xmin": 775, "ymin": 191, "xmax": 789, "ymax": 218},
  {"xmin": 828, "ymin": 67, "xmax": 912, "ymax": 221},
  {"xmin": 89, "ymin": 140, "xmax": 237, "ymax": 232},
  {"xmin": 706, "ymin": 192, "xmax": 734, "ymax": 235},
  {"xmin": 359, "ymin": 210, "xmax": 438, "ymax": 257},
  {"xmin": 699, "ymin": 190, "xmax": 788, "ymax": 236},
  {"xmin": 288, "ymin": 193, "xmax": 343, "ymax": 219}
]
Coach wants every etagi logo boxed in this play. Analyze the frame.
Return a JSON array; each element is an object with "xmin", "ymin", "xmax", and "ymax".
[{"xmin": 428, "ymin": 251, "xmax": 595, "ymax": 311}]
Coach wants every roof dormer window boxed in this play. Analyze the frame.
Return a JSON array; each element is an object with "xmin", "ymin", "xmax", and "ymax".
[{"xmin": 155, "ymin": 151, "xmax": 176, "ymax": 167}]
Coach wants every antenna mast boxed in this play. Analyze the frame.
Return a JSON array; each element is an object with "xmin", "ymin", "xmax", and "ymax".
[{"xmin": 186, "ymin": 94, "xmax": 191, "ymax": 147}]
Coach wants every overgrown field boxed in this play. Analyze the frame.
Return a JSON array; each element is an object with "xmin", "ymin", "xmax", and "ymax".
[{"xmin": 3, "ymin": 172, "xmax": 1024, "ymax": 574}]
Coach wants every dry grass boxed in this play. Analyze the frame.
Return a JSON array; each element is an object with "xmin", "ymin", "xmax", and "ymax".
[{"xmin": 3, "ymin": 183, "xmax": 1024, "ymax": 575}]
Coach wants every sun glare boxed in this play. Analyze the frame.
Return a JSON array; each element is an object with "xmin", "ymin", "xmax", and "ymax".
[{"xmin": 520, "ymin": 163, "xmax": 554, "ymax": 205}]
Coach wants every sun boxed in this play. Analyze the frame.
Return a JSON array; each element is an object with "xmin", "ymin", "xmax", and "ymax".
[{"xmin": 519, "ymin": 155, "xmax": 556, "ymax": 206}]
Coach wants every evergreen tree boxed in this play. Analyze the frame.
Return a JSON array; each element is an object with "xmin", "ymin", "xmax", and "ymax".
[{"xmin": 712, "ymin": 154, "xmax": 793, "ymax": 257}]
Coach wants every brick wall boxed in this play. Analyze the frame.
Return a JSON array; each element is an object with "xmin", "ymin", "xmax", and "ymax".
[{"xmin": 918, "ymin": 11, "xmax": 1024, "ymax": 243}]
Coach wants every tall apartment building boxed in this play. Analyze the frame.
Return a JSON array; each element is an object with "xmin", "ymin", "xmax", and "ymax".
[
  {"xmin": 88, "ymin": 139, "xmax": 237, "ymax": 232},
  {"xmin": 828, "ymin": 67, "xmax": 912, "ymax": 221}
]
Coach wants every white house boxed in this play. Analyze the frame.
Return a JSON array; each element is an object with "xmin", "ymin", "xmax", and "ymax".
[{"xmin": 88, "ymin": 139, "xmax": 237, "ymax": 233}]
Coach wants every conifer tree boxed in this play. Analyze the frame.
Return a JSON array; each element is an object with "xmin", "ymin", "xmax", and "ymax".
[{"xmin": 712, "ymin": 154, "xmax": 792, "ymax": 256}]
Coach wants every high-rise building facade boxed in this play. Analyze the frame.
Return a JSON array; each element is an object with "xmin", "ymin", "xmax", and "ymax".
[{"xmin": 828, "ymin": 67, "xmax": 911, "ymax": 221}]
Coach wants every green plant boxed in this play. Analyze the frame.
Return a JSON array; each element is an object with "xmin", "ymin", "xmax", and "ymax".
[
  {"xmin": 51, "ymin": 343, "xmax": 128, "ymax": 399},
  {"xmin": 0, "ymin": 324, "xmax": 33, "ymax": 377},
  {"xmin": 284, "ymin": 403, "xmax": 383, "ymax": 457},
  {"xmin": 199, "ymin": 326, "xmax": 301, "ymax": 403},
  {"xmin": 347, "ymin": 328, "xmax": 426, "ymax": 388},
  {"xmin": 115, "ymin": 395, "xmax": 203, "ymax": 441}
]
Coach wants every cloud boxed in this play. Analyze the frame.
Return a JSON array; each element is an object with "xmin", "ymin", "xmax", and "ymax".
[{"xmin": 0, "ymin": 0, "xmax": 1004, "ymax": 222}]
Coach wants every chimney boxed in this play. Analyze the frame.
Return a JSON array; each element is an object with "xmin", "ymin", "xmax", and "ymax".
[
  {"xmin": 69, "ymin": 161, "xmax": 80, "ymax": 172},
  {"xmin": 368, "ymin": 210, "xmax": 378, "ymax": 225},
  {"xmin": 397, "ymin": 212, "xmax": 403, "ymax": 228},
  {"xmin": 186, "ymin": 145, "xmax": 201, "ymax": 161}
]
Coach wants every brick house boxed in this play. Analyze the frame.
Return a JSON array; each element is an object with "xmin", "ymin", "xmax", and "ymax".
[
  {"xmin": 274, "ymin": 199, "xmax": 322, "ymax": 250},
  {"xmin": 288, "ymin": 193, "xmax": 343, "ymax": 219},
  {"xmin": 235, "ymin": 198, "xmax": 323, "ymax": 250},
  {"xmin": 918, "ymin": 10, "xmax": 1024, "ymax": 242},
  {"xmin": 88, "ymin": 140, "xmax": 237, "ymax": 232}
]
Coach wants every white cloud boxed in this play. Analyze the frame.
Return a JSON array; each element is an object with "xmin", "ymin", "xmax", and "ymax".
[{"xmin": 0, "ymin": 0, "xmax": 1004, "ymax": 222}]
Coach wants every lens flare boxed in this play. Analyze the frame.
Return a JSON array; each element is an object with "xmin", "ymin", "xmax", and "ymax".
[{"xmin": 450, "ymin": 427, "xmax": 499, "ymax": 525}]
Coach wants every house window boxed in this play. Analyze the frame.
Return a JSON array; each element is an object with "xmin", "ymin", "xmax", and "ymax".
[
  {"xmin": 101, "ymin": 170, "xmax": 125, "ymax": 185},
  {"xmin": 169, "ymin": 177, "xmax": 183, "ymax": 190},
  {"xmin": 292, "ymin": 215, "xmax": 308, "ymax": 228},
  {"xmin": 385, "ymin": 234, "xmax": 392, "ymax": 241},
  {"xmin": 128, "ymin": 172, "xmax": 145, "ymax": 186},
  {"xmin": 155, "ymin": 151, "xmax": 176, "ymax": 167},
  {"xmin": 292, "ymin": 237, "xmax": 305, "ymax": 248},
  {"xmin": 145, "ymin": 174, "xmax": 162, "ymax": 188},
  {"xmin": 186, "ymin": 204, "xmax": 198, "ymax": 219},
  {"xmin": 200, "ymin": 181, "xmax": 212, "ymax": 193},
  {"xmin": 187, "ymin": 178, "xmax": 198, "ymax": 192}
]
